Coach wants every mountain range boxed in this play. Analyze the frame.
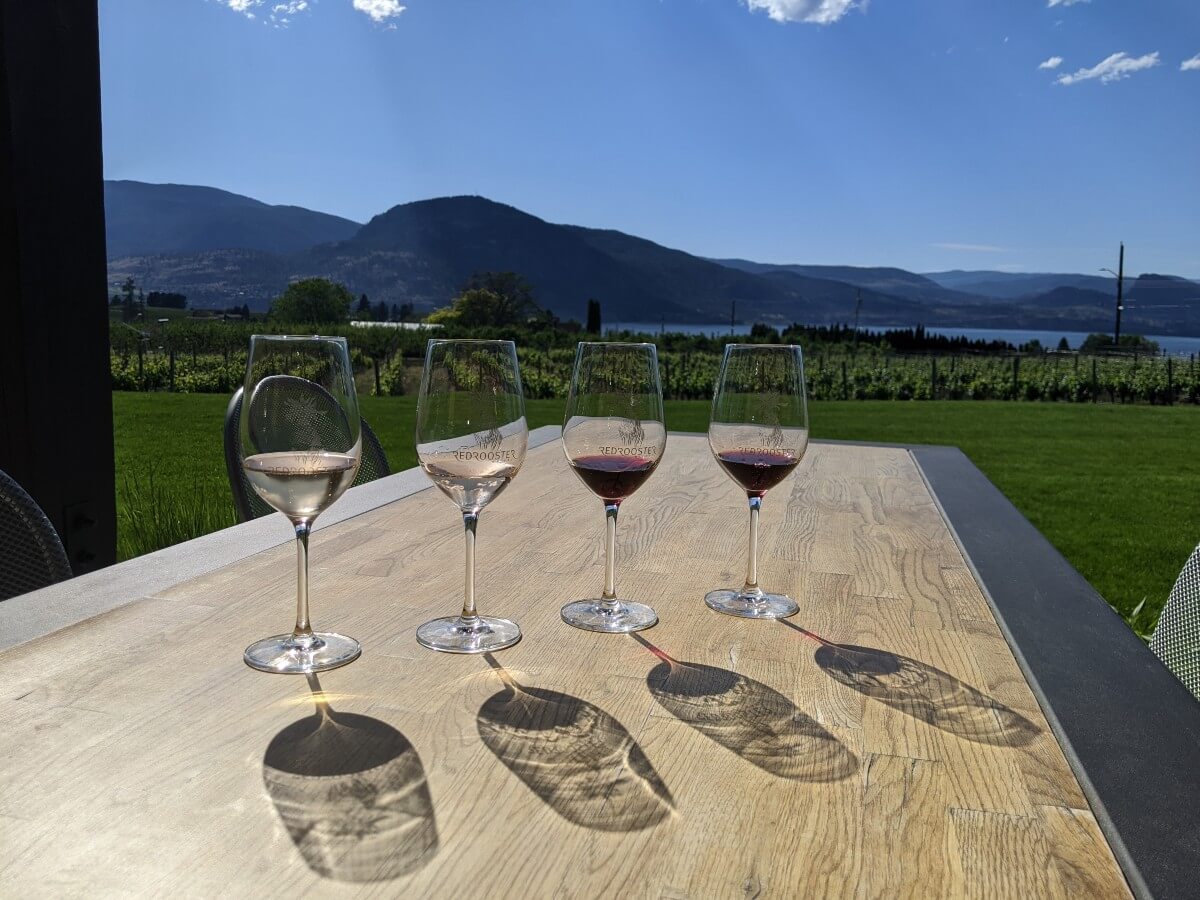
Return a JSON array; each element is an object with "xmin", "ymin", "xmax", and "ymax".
[{"xmin": 105, "ymin": 181, "xmax": 1200, "ymax": 334}]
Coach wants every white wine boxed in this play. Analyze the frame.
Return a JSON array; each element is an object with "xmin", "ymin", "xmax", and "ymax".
[
  {"xmin": 420, "ymin": 458, "xmax": 518, "ymax": 513},
  {"xmin": 243, "ymin": 451, "xmax": 358, "ymax": 521}
]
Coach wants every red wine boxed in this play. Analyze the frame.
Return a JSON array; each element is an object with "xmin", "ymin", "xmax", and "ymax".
[
  {"xmin": 716, "ymin": 450, "xmax": 799, "ymax": 497},
  {"xmin": 569, "ymin": 455, "xmax": 657, "ymax": 503}
]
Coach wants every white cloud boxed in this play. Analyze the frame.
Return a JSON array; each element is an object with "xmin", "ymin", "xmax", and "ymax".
[
  {"xmin": 219, "ymin": 0, "xmax": 308, "ymax": 25},
  {"xmin": 1182, "ymin": 54, "xmax": 1200, "ymax": 72},
  {"xmin": 933, "ymin": 243, "xmax": 1009, "ymax": 253},
  {"xmin": 743, "ymin": 0, "xmax": 861, "ymax": 25},
  {"xmin": 1039, "ymin": 56, "xmax": 1064, "ymax": 70},
  {"xmin": 1055, "ymin": 51, "xmax": 1160, "ymax": 85},
  {"xmin": 1047, "ymin": 0, "xmax": 1088, "ymax": 7},
  {"xmin": 353, "ymin": 0, "xmax": 405, "ymax": 22},
  {"xmin": 218, "ymin": 0, "xmax": 402, "ymax": 25}
]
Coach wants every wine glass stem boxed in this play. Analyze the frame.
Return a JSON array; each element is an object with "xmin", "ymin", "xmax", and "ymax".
[
  {"xmin": 744, "ymin": 496, "xmax": 761, "ymax": 594},
  {"xmin": 293, "ymin": 522, "xmax": 313, "ymax": 639},
  {"xmin": 461, "ymin": 512, "xmax": 479, "ymax": 623},
  {"xmin": 601, "ymin": 502, "xmax": 619, "ymax": 610}
]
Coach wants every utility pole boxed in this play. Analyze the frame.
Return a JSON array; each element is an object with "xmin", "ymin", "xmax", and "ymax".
[
  {"xmin": 1114, "ymin": 242, "xmax": 1124, "ymax": 348},
  {"xmin": 1100, "ymin": 243, "xmax": 1125, "ymax": 349},
  {"xmin": 852, "ymin": 289, "xmax": 862, "ymax": 351}
]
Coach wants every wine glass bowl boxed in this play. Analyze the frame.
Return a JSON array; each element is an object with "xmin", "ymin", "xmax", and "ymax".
[
  {"xmin": 561, "ymin": 342, "xmax": 667, "ymax": 633},
  {"xmin": 415, "ymin": 340, "xmax": 528, "ymax": 654},
  {"xmin": 240, "ymin": 336, "xmax": 364, "ymax": 673},
  {"xmin": 706, "ymin": 344, "xmax": 809, "ymax": 620}
]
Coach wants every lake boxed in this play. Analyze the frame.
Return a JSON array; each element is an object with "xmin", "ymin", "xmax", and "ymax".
[{"xmin": 605, "ymin": 322, "xmax": 1200, "ymax": 357}]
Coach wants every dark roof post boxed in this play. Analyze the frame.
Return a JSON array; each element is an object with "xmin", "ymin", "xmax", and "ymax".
[{"xmin": 0, "ymin": 1, "xmax": 116, "ymax": 573}]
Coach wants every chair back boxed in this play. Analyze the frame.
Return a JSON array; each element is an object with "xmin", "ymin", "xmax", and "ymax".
[
  {"xmin": 224, "ymin": 380, "xmax": 392, "ymax": 523},
  {"xmin": 1150, "ymin": 544, "xmax": 1200, "ymax": 700},
  {"xmin": 0, "ymin": 469, "xmax": 72, "ymax": 601}
]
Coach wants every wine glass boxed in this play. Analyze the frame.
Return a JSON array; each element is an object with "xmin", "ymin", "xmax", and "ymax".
[
  {"xmin": 706, "ymin": 343, "xmax": 809, "ymax": 619},
  {"xmin": 240, "ymin": 335, "xmax": 363, "ymax": 673},
  {"xmin": 561, "ymin": 342, "xmax": 667, "ymax": 633},
  {"xmin": 415, "ymin": 340, "xmax": 528, "ymax": 653}
]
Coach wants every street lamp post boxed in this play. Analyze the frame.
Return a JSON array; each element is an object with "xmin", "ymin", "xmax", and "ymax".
[{"xmin": 1099, "ymin": 242, "xmax": 1125, "ymax": 348}]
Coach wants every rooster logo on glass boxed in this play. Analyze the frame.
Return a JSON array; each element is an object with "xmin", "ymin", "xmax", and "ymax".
[
  {"xmin": 450, "ymin": 427, "xmax": 518, "ymax": 462},
  {"xmin": 733, "ymin": 426, "xmax": 799, "ymax": 458},
  {"xmin": 599, "ymin": 420, "xmax": 658, "ymax": 457}
]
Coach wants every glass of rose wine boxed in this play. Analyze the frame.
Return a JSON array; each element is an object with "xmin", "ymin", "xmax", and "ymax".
[
  {"xmin": 706, "ymin": 343, "xmax": 809, "ymax": 619},
  {"xmin": 561, "ymin": 342, "xmax": 667, "ymax": 633},
  {"xmin": 240, "ymin": 335, "xmax": 363, "ymax": 673},
  {"xmin": 415, "ymin": 340, "xmax": 528, "ymax": 653}
]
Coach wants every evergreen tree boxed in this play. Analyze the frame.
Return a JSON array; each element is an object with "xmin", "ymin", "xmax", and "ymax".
[
  {"xmin": 585, "ymin": 298, "xmax": 602, "ymax": 334},
  {"xmin": 373, "ymin": 300, "xmax": 388, "ymax": 321},
  {"xmin": 356, "ymin": 294, "xmax": 371, "ymax": 318}
]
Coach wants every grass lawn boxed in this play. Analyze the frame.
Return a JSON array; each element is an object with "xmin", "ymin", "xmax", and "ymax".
[{"xmin": 113, "ymin": 392, "xmax": 1200, "ymax": 634}]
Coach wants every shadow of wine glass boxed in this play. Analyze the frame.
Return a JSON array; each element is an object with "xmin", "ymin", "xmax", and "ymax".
[
  {"xmin": 778, "ymin": 620, "xmax": 1039, "ymax": 748},
  {"xmin": 476, "ymin": 654, "xmax": 673, "ymax": 832},
  {"xmin": 630, "ymin": 634, "xmax": 858, "ymax": 782},
  {"xmin": 262, "ymin": 675, "xmax": 439, "ymax": 882}
]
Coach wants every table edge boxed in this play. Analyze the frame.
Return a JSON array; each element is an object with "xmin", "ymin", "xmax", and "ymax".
[
  {"xmin": 0, "ymin": 425, "xmax": 564, "ymax": 653},
  {"xmin": 913, "ymin": 445, "xmax": 1200, "ymax": 900}
]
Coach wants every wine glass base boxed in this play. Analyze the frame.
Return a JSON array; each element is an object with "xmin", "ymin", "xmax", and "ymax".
[
  {"xmin": 416, "ymin": 616, "xmax": 521, "ymax": 654},
  {"xmin": 561, "ymin": 599, "xmax": 658, "ymax": 633},
  {"xmin": 704, "ymin": 589, "xmax": 798, "ymax": 619},
  {"xmin": 244, "ymin": 632, "xmax": 362, "ymax": 674}
]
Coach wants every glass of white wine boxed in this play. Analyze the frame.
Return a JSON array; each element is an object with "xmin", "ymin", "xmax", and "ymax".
[
  {"xmin": 415, "ymin": 340, "xmax": 529, "ymax": 653},
  {"xmin": 240, "ymin": 335, "xmax": 363, "ymax": 673}
]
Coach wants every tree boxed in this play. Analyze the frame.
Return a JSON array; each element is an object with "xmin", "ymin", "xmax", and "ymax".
[
  {"xmin": 427, "ymin": 272, "xmax": 541, "ymax": 327},
  {"xmin": 462, "ymin": 271, "xmax": 538, "ymax": 323},
  {"xmin": 350, "ymin": 326, "xmax": 401, "ymax": 396},
  {"xmin": 269, "ymin": 278, "xmax": 354, "ymax": 324},
  {"xmin": 585, "ymin": 298, "xmax": 602, "ymax": 334},
  {"xmin": 146, "ymin": 291, "xmax": 187, "ymax": 310},
  {"xmin": 120, "ymin": 276, "xmax": 139, "ymax": 322},
  {"xmin": 356, "ymin": 293, "xmax": 371, "ymax": 318},
  {"xmin": 750, "ymin": 322, "xmax": 781, "ymax": 342},
  {"xmin": 240, "ymin": 303, "xmax": 251, "ymax": 321},
  {"xmin": 373, "ymin": 300, "xmax": 389, "ymax": 321},
  {"xmin": 1057, "ymin": 336, "xmax": 1070, "ymax": 352},
  {"xmin": 110, "ymin": 293, "xmax": 121, "ymax": 307}
]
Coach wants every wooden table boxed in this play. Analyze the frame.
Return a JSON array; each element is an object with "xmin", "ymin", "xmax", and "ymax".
[{"xmin": 0, "ymin": 432, "xmax": 1143, "ymax": 896}]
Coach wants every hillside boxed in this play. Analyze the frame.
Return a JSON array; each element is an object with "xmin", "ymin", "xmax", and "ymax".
[
  {"xmin": 713, "ymin": 259, "xmax": 988, "ymax": 306},
  {"xmin": 107, "ymin": 192, "xmax": 929, "ymax": 323},
  {"xmin": 923, "ymin": 270, "xmax": 1116, "ymax": 299},
  {"xmin": 104, "ymin": 181, "xmax": 360, "ymax": 257},
  {"xmin": 104, "ymin": 182, "xmax": 1200, "ymax": 333}
]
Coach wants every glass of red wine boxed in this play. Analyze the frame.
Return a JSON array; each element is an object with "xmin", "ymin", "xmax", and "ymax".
[
  {"xmin": 561, "ymin": 342, "xmax": 667, "ymax": 633},
  {"xmin": 706, "ymin": 343, "xmax": 809, "ymax": 619}
]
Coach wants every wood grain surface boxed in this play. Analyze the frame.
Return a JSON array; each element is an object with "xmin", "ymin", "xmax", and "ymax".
[{"xmin": 0, "ymin": 436, "xmax": 1130, "ymax": 899}]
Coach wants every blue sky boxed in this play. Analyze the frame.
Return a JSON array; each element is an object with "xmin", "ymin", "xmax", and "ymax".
[{"xmin": 100, "ymin": 0, "xmax": 1200, "ymax": 276}]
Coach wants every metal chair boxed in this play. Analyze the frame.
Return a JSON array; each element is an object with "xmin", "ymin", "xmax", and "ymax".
[
  {"xmin": 0, "ymin": 468, "xmax": 72, "ymax": 601},
  {"xmin": 1150, "ymin": 544, "xmax": 1200, "ymax": 700},
  {"xmin": 223, "ymin": 378, "xmax": 392, "ymax": 523}
]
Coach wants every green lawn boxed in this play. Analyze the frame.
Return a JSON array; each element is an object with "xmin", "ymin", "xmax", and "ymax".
[{"xmin": 113, "ymin": 392, "xmax": 1199, "ymax": 634}]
